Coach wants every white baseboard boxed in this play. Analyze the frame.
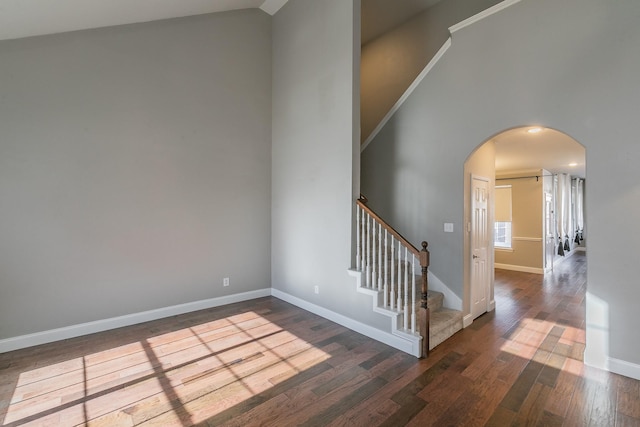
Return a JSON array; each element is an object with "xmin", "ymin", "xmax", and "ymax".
[
  {"xmin": 271, "ymin": 288, "xmax": 420, "ymax": 357},
  {"xmin": 495, "ymin": 263, "xmax": 544, "ymax": 275},
  {"xmin": 463, "ymin": 300, "xmax": 495, "ymax": 328},
  {"xmin": 607, "ymin": 357, "xmax": 640, "ymax": 381},
  {"xmin": 0, "ymin": 289, "xmax": 271, "ymax": 354},
  {"xmin": 463, "ymin": 314, "xmax": 473, "ymax": 328}
]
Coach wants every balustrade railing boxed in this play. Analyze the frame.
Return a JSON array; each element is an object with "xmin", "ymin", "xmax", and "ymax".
[{"xmin": 356, "ymin": 196, "xmax": 431, "ymax": 357}]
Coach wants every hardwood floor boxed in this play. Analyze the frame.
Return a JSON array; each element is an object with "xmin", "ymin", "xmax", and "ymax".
[{"xmin": 1, "ymin": 250, "xmax": 639, "ymax": 426}]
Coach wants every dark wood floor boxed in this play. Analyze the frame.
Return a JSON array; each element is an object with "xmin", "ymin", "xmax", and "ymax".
[{"xmin": 1, "ymin": 250, "xmax": 639, "ymax": 426}]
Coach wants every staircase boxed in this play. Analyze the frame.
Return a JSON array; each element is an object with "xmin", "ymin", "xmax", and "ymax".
[{"xmin": 351, "ymin": 197, "xmax": 463, "ymax": 357}]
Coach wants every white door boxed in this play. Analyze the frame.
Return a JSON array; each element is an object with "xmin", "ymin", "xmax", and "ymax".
[{"xmin": 471, "ymin": 176, "xmax": 490, "ymax": 320}]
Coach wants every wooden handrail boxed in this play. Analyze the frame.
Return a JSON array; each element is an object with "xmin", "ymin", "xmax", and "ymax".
[{"xmin": 356, "ymin": 198, "xmax": 421, "ymax": 260}]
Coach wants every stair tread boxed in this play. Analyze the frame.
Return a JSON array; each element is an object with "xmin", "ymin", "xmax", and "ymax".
[{"xmin": 430, "ymin": 308, "xmax": 462, "ymax": 325}]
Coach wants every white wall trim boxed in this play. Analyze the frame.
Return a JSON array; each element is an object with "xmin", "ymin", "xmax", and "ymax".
[
  {"xmin": 495, "ymin": 263, "xmax": 544, "ymax": 275},
  {"xmin": 608, "ymin": 357, "xmax": 640, "ymax": 381},
  {"xmin": 463, "ymin": 314, "xmax": 473, "ymax": 328},
  {"xmin": 259, "ymin": 0, "xmax": 289, "ymax": 15},
  {"xmin": 271, "ymin": 288, "xmax": 419, "ymax": 356},
  {"xmin": 512, "ymin": 236, "xmax": 543, "ymax": 242},
  {"xmin": 449, "ymin": 0, "xmax": 522, "ymax": 33},
  {"xmin": 361, "ymin": 38, "xmax": 452, "ymax": 151},
  {"xmin": 0, "ymin": 289, "xmax": 271, "ymax": 354}
]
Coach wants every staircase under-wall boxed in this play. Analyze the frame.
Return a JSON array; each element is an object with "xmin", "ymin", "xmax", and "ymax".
[{"xmin": 350, "ymin": 268, "xmax": 463, "ymax": 356}]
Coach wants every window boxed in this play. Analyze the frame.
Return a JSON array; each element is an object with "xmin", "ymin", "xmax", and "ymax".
[
  {"xmin": 494, "ymin": 221, "xmax": 512, "ymax": 248},
  {"xmin": 495, "ymin": 185, "xmax": 512, "ymax": 249}
]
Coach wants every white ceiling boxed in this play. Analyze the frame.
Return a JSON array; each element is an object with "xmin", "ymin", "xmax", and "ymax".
[
  {"xmin": 493, "ymin": 127, "xmax": 586, "ymax": 178},
  {"xmin": 0, "ymin": 0, "xmax": 289, "ymax": 41}
]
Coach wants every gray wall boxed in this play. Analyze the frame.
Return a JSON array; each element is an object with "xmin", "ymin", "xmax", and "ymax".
[
  {"xmin": 360, "ymin": 0, "xmax": 501, "ymax": 143},
  {"xmin": 0, "ymin": 10, "xmax": 272, "ymax": 339},
  {"xmin": 272, "ymin": 0, "xmax": 387, "ymax": 330},
  {"xmin": 362, "ymin": 0, "xmax": 640, "ymax": 367}
]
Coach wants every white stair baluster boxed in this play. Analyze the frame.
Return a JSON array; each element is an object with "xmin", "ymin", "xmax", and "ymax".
[
  {"xmin": 366, "ymin": 214, "xmax": 371, "ymax": 287},
  {"xmin": 390, "ymin": 236, "xmax": 395, "ymax": 310},
  {"xmin": 371, "ymin": 220, "xmax": 377, "ymax": 289},
  {"xmin": 404, "ymin": 246, "xmax": 409, "ymax": 330},
  {"xmin": 361, "ymin": 208, "xmax": 366, "ymax": 275},
  {"xmin": 378, "ymin": 223, "xmax": 383, "ymax": 291},
  {"xmin": 411, "ymin": 254, "xmax": 417, "ymax": 333},
  {"xmin": 356, "ymin": 206, "xmax": 361, "ymax": 271},
  {"xmin": 384, "ymin": 230, "xmax": 388, "ymax": 307},
  {"xmin": 397, "ymin": 241, "xmax": 402, "ymax": 311}
]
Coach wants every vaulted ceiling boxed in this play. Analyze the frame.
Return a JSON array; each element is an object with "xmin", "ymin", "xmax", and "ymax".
[
  {"xmin": 0, "ymin": 0, "xmax": 289, "ymax": 41},
  {"xmin": 2, "ymin": 0, "xmax": 586, "ymax": 179},
  {"xmin": 0, "ymin": 0, "xmax": 443, "ymax": 43}
]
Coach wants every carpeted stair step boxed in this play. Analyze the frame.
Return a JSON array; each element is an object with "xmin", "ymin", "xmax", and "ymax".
[{"xmin": 429, "ymin": 307, "xmax": 463, "ymax": 350}]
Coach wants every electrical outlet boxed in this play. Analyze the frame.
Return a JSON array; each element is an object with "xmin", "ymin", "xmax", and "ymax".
[
  {"xmin": 223, "ymin": 277, "xmax": 230, "ymax": 287},
  {"xmin": 314, "ymin": 285, "xmax": 319, "ymax": 294}
]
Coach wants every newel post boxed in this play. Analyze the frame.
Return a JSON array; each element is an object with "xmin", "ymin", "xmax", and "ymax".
[{"xmin": 419, "ymin": 241, "xmax": 430, "ymax": 358}]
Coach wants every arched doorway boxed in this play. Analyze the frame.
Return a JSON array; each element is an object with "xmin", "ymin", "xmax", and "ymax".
[{"xmin": 463, "ymin": 126, "xmax": 586, "ymax": 325}]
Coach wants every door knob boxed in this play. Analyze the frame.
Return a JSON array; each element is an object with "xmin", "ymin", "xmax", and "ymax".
[{"xmin": 472, "ymin": 254, "xmax": 479, "ymax": 259}]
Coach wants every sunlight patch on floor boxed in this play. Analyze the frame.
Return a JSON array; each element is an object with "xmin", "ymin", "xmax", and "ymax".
[
  {"xmin": 4, "ymin": 311, "xmax": 330, "ymax": 426},
  {"xmin": 500, "ymin": 317, "xmax": 585, "ymax": 368}
]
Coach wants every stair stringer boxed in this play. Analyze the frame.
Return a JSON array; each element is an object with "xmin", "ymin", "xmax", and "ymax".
[{"xmin": 347, "ymin": 268, "xmax": 423, "ymax": 357}]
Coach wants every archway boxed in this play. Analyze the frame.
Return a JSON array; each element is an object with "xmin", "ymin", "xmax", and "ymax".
[{"xmin": 462, "ymin": 126, "xmax": 586, "ymax": 326}]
